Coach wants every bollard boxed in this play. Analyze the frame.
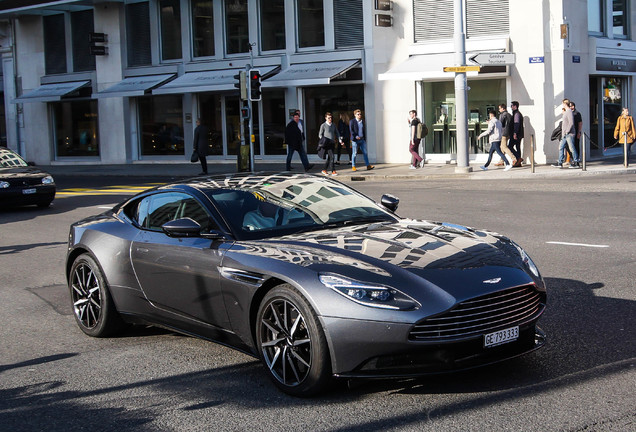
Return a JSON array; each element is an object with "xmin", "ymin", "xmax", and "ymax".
[
  {"xmin": 530, "ymin": 134, "xmax": 535, "ymax": 173},
  {"xmin": 581, "ymin": 133, "xmax": 586, "ymax": 171},
  {"xmin": 624, "ymin": 132, "xmax": 629, "ymax": 168}
]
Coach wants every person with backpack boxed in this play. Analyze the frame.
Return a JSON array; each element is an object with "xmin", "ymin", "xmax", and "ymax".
[{"xmin": 408, "ymin": 109, "xmax": 426, "ymax": 169}]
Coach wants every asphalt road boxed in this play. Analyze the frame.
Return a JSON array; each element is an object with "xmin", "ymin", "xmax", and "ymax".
[{"xmin": 1, "ymin": 174, "xmax": 634, "ymax": 432}]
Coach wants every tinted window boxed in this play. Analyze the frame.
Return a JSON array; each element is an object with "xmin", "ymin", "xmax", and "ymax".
[{"xmin": 135, "ymin": 192, "xmax": 214, "ymax": 232}]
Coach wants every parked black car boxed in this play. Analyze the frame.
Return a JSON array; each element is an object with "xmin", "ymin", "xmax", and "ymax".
[
  {"xmin": 0, "ymin": 147, "xmax": 55, "ymax": 208},
  {"xmin": 66, "ymin": 172, "xmax": 546, "ymax": 396}
]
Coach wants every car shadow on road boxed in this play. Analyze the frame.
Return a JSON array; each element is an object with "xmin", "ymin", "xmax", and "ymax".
[{"xmin": 2, "ymin": 276, "xmax": 633, "ymax": 430}]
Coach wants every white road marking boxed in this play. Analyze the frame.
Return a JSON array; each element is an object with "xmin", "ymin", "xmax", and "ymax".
[{"xmin": 546, "ymin": 241, "xmax": 609, "ymax": 248}]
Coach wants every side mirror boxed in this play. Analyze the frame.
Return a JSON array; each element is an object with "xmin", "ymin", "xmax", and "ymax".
[
  {"xmin": 380, "ymin": 194, "xmax": 399, "ymax": 212},
  {"xmin": 162, "ymin": 217, "xmax": 202, "ymax": 237}
]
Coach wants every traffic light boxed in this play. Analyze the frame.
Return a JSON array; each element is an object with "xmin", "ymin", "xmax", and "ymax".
[
  {"xmin": 233, "ymin": 70, "xmax": 247, "ymax": 100},
  {"xmin": 249, "ymin": 69, "xmax": 261, "ymax": 101},
  {"xmin": 240, "ymin": 106, "xmax": 250, "ymax": 119}
]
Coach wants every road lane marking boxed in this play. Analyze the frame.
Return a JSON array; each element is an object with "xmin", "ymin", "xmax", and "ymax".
[
  {"xmin": 546, "ymin": 241, "xmax": 609, "ymax": 248},
  {"xmin": 56, "ymin": 183, "xmax": 162, "ymax": 197}
]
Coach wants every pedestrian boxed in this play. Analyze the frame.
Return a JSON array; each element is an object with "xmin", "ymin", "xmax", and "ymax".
[
  {"xmin": 478, "ymin": 109, "xmax": 512, "ymax": 171},
  {"xmin": 495, "ymin": 103, "xmax": 517, "ymax": 166},
  {"xmin": 336, "ymin": 112, "xmax": 351, "ymax": 165},
  {"xmin": 349, "ymin": 109, "xmax": 374, "ymax": 171},
  {"xmin": 408, "ymin": 110, "xmax": 424, "ymax": 169},
  {"xmin": 553, "ymin": 98, "xmax": 579, "ymax": 168},
  {"xmin": 509, "ymin": 101, "xmax": 524, "ymax": 166},
  {"xmin": 193, "ymin": 118, "xmax": 209, "ymax": 174},
  {"xmin": 613, "ymin": 107, "xmax": 636, "ymax": 161},
  {"xmin": 570, "ymin": 101, "xmax": 583, "ymax": 160},
  {"xmin": 317, "ymin": 112, "xmax": 342, "ymax": 176},
  {"xmin": 285, "ymin": 111, "xmax": 313, "ymax": 171}
]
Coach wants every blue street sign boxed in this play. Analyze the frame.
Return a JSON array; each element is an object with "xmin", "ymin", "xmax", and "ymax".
[
  {"xmin": 529, "ymin": 57, "xmax": 544, "ymax": 64},
  {"xmin": 573, "ymin": 55, "xmax": 581, "ymax": 63}
]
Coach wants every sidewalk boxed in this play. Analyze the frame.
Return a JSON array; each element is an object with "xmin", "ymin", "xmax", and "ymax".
[{"xmin": 43, "ymin": 157, "xmax": 635, "ymax": 181}]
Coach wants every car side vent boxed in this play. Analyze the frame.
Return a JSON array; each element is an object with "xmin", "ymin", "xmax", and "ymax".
[{"xmin": 409, "ymin": 285, "xmax": 545, "ymax": 341}]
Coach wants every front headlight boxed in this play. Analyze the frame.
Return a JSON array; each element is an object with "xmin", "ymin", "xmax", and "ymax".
[
  {"xmin": 319, "ymin": 274, "xmax": 420, "ymax": 310},
  {"xmin": 513, "ymin": 243, "xmax": 540, "ymax": 278},
  {"xmin": 0, "ymin": 181, "xmax": 9, "ymax": 189},
  {"xmin": 41, "ymin": 175, "xmax": 54, "ymax": 185}
]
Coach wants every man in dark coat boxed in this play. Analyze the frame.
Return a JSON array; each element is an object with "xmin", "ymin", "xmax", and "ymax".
[
  {"xmin": 285, "ymin": 112, "xmax": 312, "ymax": 171},
  {"xmin": 509, "ymin": 101, "xmax": 524, "ymax": 166},
  {"xmin": 193, "ymin": 118, "xmax": 209, "ymax": 174}
]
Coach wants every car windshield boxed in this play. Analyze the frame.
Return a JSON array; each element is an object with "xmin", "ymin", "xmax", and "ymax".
[
  {"xmin": 0, "ymin": 148, "xmax": 28, "ymax": 168},
  {"xmin": 203, "ymin": 175, "xmax": 397, "ymax": 239}
]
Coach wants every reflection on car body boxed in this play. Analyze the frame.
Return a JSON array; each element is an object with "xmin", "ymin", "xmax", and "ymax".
[{"xmin": 66, "ymin": 172, "xmax": 546, "ymax": 396}]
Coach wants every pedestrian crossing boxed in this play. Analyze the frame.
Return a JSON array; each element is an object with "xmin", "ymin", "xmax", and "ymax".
[{"xmin": 56, "ymin": 183, "xmax": 163, "ymax": 197}]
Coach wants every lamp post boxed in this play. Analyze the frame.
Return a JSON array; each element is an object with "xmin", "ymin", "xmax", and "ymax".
[{"xmin": 453, "ymin": 0, "xmax": 471, "ymax": 173}]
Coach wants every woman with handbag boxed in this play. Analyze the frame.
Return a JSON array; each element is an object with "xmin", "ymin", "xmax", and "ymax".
[{"xmin": 318, "ymin": 112, "xmax": 342, "ymax": 176}]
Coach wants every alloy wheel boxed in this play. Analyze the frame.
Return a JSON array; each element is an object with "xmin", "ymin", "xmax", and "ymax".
[
  {"xmin": 259, "ymin": 298, "xmax": 312, "ymax": 387},
  {"xmin": 71, "ymin": 262, "xmax": 102, "ymax": 329}
]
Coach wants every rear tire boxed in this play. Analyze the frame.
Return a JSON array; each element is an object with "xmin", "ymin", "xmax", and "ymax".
[
  {"xmin": 69, "ymin": 253, "xmax": 125, "ymax": 337},
  {"xmin": 256, "ymin": 284, "xmax": 332, "ymax": 397}
]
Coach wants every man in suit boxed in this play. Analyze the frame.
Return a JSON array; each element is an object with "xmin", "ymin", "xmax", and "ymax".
[
  {"xmin": 193, "ymin": 118, "xmax": 209, "ymax": 174},
  {"xmin": 349, "ymin": 109, "xmax": 374, "ymax": 171},
  {"xmin": 285, "ymin": 111, "xmax": 313, "ymax": 171}
]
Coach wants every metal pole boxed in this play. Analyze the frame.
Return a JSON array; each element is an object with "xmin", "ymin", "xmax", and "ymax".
[
  {"xmin": 453, "ymin": 0, "xmax": 470, "ymax": 173},
  {"xmin": 248, "ymin": 44, "xmax": 255, "ymax": 172},
  {"xmin": 531, "ymin": 134, "xmax": 535, "ymax": 173},
  {"xmin": 582, "ymin": 133, "xmax": 586, "ymax": 171},
  {"xmin": 624, "ymin": 132, "xmax": 628, "ymax": 168}
]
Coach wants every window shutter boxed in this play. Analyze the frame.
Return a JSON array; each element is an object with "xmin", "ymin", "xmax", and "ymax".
[
  {"xmin": 334, "ymin": 0, "xmax": 363, "ymax": 48},
  {"xmin": 126, "ymin": 2, "xmax": 152, "ymax": 67},
  {"xmin": 413, "ymin": 0, "xmax": 453, "ymax": 42},
  {"xmin": 466, "ymin": 0, "xmax": 508, "ymax": 37},
  {"xmin": 43, "ymin": 14, "xmax": 67, "ymax": 75},
  {"xmin": 72, "ymin": 10, "xmax": 96, "ymax": 72}
]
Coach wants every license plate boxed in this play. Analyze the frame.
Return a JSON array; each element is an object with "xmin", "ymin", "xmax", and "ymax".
[
  {"xmin": 484, "ymin": 326, "xmax": 519, "ymax": 348},
  {"xmin": 22, "ymin": 188, "xmax": 36, "ymax": 195}
]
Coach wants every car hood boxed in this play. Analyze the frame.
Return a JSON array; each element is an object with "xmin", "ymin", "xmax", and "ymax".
[
  {"xmin": 230, "ymin": 220, "xmax": 540, "ymax": 303},
  {"xmin": 0, "ymin": 166, "xmax": 50, "ymax": 178}
]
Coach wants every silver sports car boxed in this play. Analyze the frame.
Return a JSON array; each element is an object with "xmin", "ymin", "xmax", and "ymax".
[{"xmin": 66, "ymin": 172, "xmax": 546, "ymax": 396}]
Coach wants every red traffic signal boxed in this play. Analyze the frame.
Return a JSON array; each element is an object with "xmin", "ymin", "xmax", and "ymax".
[{"xmin": 249, "ymin": 69, "xmax": 261, "ymax": 101}]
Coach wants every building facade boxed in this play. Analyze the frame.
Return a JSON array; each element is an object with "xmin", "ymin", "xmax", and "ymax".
[{"xmin": 0, "ymin": 0, "xmax": 634, "ymax": 167}]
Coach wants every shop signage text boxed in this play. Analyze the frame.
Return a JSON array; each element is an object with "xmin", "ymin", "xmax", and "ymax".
[{"xmin": 469, "ymin": 52, "xmax": 515, "ymax": 66}]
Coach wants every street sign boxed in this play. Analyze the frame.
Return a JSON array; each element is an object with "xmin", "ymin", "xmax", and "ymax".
[
  {"xmin": 469, "ymin": 52, "xmax": 515, "ymax": 66},
  {"xmin": 443, "ymin": 65, "xmax": 481, "ymax": 73}
]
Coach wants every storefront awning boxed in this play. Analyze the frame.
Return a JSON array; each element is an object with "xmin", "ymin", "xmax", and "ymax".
[
  {"xmin": 153, "ymin": 66, "xmax": 278, "ymax": 95},
  {"xmin": 96, "ymin": 74, "xmax": 175, "ymax": 98},
  {"xmin": 12, "ymin": 80, "xmax": 90, "ymax": 103},
  {"xmin": 262, "ymin": 60, "xmax": 361, "ymax": 88},
  {"xmin": 378, "ymin": 53, "xmax": 481, "ymax": 81}
]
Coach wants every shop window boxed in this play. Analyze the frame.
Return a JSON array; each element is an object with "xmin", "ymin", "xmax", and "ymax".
[
  {"xmin": 198, "ymin": 93, "xmax": 224, "ymax": 156},
  {"xmin": 225, "ymin": 0, "xmax": 249, "ymax": 54},
  {"xmin": 304, "ymin": 85, "xmax": 364, "ymax": 154},
  {"xmin": 53, "ymin": 100, "xmax": 99, "ymax": 157},
  {"xmin": 423, "ymin": 79, "xmax": 506, "ymax": 155},
  {"xmin": 297, "ymin": 0, "xmax": 324, "ymax": 48},
  {"xmin": 126, "ymin": 1, "xmax": 152, "ymax": 66},
  {"xmin": 192, "ymin": 0, "xmax": 215, "ymax": 57},
  {"xmin": 260, "ymin": 0, "xmax": 286, "ymax": 51},
  {"xmin": 160, "ymin": 0, "xmax": 182, "ymax": 61},
  {"xmin": 262, "ymin": 90, "xmax": 286, "ymax": 155},
  {"xmin": 138, "ymin": 95, "xmax": 184, "ymax": 156}
]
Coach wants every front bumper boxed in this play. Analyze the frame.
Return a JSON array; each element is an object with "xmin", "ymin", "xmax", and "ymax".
[{"xmin": 321, "ymin": 316, "xmax": 545, "ymax": 378}]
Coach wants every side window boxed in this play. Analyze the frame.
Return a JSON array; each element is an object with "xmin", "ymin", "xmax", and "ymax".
[{"xmin": 133, "ymin": 192, "xmax": 216, "ymax": 233}]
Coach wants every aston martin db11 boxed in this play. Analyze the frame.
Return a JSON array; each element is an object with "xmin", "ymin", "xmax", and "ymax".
[{"xmin": 66, "ymin": 172, "xmax": 546, "ymax": 396}]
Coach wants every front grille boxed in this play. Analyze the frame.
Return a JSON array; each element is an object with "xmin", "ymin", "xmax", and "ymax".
[
  {"xmin": 9, "ymin": 178, "xmax": 42, "ymax": 187},
  {"xmin": 409, "ymin": 285, "xmax": 545, "ymax": 342}
]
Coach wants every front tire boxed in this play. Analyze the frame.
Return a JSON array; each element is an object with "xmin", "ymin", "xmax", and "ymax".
[
  {"xmin": 69, "ymin": 253, "xmax": 125, "ymax": 337},
  {"xmin": 256, "ymin": 285, "xmax": 332, "ymax": 396}
]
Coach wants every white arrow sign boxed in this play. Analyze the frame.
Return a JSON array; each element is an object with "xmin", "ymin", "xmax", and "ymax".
[{"xmin": 469, "ymin": 52, "xmax": 516, "ymax": 66}]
